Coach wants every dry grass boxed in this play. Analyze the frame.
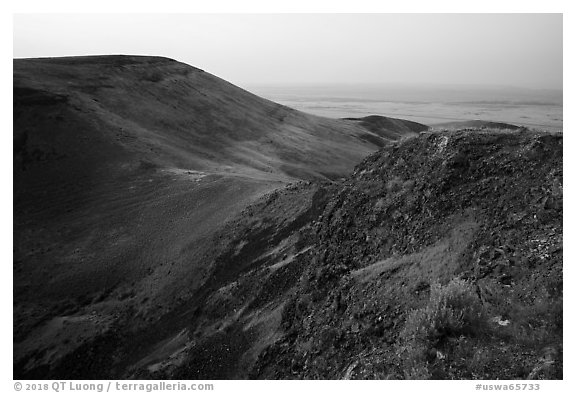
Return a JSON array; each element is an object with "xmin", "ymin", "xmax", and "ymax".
[{"xmin": 397, "ymin": 278, "xmax": 487, "ymax": 379}]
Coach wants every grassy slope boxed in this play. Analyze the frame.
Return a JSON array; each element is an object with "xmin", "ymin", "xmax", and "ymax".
[
  {"xmin": 13, "ymin": 55, "xmax": 427, "ymax": 377},
  {"xmin": 14, "ymin": 55, "xmax": 410, "ymax": 181}
]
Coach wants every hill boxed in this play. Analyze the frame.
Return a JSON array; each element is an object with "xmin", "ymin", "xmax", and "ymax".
[
  {"xmin": 159, "ymin": 129, "xmax": 561, "ymax": 380},
  {"xmin": 13, "ymin": 55, "xmax": 427, "ymax": 378},
  {"xmin": 433, "ymin": 120, "xmax": 524, "ymax": 130},
  {"xmin": 15, "ymin": 126, "xmax": 561, "ymax": 379},
  {"xmin": 251, "ymin": 129, "xmax": 562, "ymax": 379},
  {"xmin": 14, "ymin": 55, "xmax": 424, "ymax": 182},
  {"xmin": 14, "ymin": 56, "xmax": 561, "ymax": 380}
]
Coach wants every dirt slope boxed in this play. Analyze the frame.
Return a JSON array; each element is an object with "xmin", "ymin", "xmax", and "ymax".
[{"xmin": 13, "ymin": 55, "xmax": 427, "ymax": 378}]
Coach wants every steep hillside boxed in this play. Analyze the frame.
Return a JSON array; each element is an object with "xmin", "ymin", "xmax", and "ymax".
[
  {"xmin": 252, "ymin": 129, "xmax": 562, "ymax": 379},
  {"xmin": 161, "ymin": 129, "xmax": 560, "ymax": 380},
  {"xmin": 13, "ymin": 55, "xmax": 426, "ymax": 378},
  {"xmin": 14, "ymin": 55, "xmax": 422, "ymax": 182},
  {"xmin": 16, "ymin": 128, "xmax": 560, "ymax": 380}
]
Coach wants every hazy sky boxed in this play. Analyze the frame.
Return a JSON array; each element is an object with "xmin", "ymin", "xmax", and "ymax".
[{"xmin": 13, "ymin": 14, "xmax": 562, "ymax": 89}]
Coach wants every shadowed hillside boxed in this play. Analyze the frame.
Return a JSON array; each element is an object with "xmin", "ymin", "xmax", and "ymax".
[{"xmin": 13, "ymin": 55, "xmax": 427, "ymax": 378}]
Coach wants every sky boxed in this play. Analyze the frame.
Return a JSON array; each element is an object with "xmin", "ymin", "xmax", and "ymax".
[{"xmin": 13, "ymin": 13, "xmax": 562, "ymax": 89}]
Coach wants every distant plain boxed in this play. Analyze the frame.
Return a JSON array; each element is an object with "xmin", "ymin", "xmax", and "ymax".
[{"xmin": 247, "ymin": 84, "xmax": 562, "ymax": 131}]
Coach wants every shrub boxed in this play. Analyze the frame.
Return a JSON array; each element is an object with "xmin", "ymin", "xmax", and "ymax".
[{"xmin": 397, "ymin": 278, "xmax": 487, "ymax": 379}]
